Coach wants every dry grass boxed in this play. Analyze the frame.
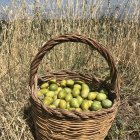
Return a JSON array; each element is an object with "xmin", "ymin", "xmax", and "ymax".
[{"xmin": 0, "ymin": 0, "xmax": 140, "ymax": 140}]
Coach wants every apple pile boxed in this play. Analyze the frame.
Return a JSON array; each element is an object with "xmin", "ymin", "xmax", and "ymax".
[{"xmin": 37, "ymin": 79, "xmax": 113, "ymax": 111}]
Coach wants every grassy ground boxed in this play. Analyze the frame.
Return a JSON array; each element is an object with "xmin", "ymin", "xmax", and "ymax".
[{"xmin": 0, "ymin": 1, "xmax": 140, "ymax": 140}]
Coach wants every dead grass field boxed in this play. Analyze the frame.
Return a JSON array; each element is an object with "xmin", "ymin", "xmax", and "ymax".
[{"xmin": 0, "ymin": 1, "xmax": 140, "ymax": 140}]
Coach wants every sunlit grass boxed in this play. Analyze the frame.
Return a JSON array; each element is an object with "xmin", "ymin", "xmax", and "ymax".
[{"xmin": 0, "ymin": 0, "xmax": 140, "ymax": 139}]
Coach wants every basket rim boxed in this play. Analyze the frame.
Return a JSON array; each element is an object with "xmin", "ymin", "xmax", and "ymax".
[
  {"xmin": 30, "ymin": 94, "xmax": 120, "ymax": 120},
  {"xmin": 30, "ymin": 70, "xmax": 120, "ymax": 120}
]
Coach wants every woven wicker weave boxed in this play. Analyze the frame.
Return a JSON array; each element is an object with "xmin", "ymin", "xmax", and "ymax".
[{"xmin": 29, "ymin": 34, "xmax": 120, "ymax": 140}]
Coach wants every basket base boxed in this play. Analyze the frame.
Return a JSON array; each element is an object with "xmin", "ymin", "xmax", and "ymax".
[
  {"xmin": 30, "ymin": 71, "xmax": 119, "ymax": 140},
  {"xmin": 32, "ymin": 105, "xmax": 117, "ymax": 140}
]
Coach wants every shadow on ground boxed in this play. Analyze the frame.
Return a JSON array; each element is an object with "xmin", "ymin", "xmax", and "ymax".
[{"xmin": 23, "ymin": 103, "xmax": 37, "ymax": 140}]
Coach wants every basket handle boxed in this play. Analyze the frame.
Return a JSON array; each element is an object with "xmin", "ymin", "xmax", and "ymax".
[{"xmin": 29, "ymin": 34, "xmax": 118, "ymax": 91}]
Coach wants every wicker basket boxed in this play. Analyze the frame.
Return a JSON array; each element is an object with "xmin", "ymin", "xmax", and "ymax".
[{"xmin": 29, "ymin": 34, "xmax": 120, "ymax": 140}]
